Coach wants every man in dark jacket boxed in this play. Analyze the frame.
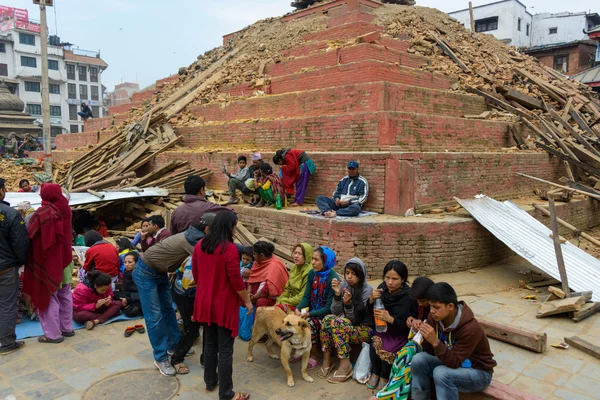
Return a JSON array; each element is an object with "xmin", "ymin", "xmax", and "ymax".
[
  {"xmin": 316, "ymin": 161, "xmax": 369, "ymax": 218},
  {"xmin": 77, "ymin": 102, "xmax": 93, "ymax": 120},
  {"xmin": 0, "ymin": 177, "xmax": 28, "ymax": 355},
  {"xmin": 170, "ymin": 175, "xmax": 231, "ymax": 234},
  {"xmin": 411, "ymin": 282, "xmax": 496, "ymax": 400}
]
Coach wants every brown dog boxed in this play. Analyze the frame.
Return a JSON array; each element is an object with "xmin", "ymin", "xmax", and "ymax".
[{"xmin": 247, "ymin": 306, "xmax": 314, "ymax": 387}]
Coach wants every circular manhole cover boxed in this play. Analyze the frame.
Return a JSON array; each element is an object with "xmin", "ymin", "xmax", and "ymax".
[{"xmin": 82, "ymin": 369, "xmax": 180, "ymax": 400}]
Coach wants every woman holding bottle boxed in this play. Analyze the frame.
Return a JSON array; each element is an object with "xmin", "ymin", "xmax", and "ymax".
[{"xmin": 366, "ymin": 260, "xmax": 418, "ymax": 390}]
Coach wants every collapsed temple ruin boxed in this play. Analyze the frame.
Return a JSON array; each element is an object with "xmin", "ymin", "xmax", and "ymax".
[{"xmin": 49, "ymin": 0, "xmax": 600, "ymax": 278}]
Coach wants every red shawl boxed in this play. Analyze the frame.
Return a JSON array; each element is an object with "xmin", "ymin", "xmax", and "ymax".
[
  {"xmin": 246, "ymin": 255, "xmax": 289, "ymax": 296},
  {"xmin": 280, "ymin": 149, "xmax": 304, "ymax": 195},
  {"xmin": 24, "ymin": 184, "xmax": 72, "ymax": 312}
]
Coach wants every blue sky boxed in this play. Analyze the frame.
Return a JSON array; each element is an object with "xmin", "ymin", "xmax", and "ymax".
[{"xmin": 4, "ymin": 0, "xmax": 597, "ymax": 91}]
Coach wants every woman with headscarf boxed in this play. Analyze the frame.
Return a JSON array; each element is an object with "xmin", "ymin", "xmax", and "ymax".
[
  {"xmin": 24, "ymin": 183, "xmax": 75, "ymax": 343},
  {"xmin": 273, "ymin": 148, "xmax": 316, "ymax": 206},
  {"xmin": 276, "ymin": 243, "xmax": 313, "ymax": 312},
  {"xmin": 83, "ymin": 230, "xmax": 120, "ymax": 284},
  {"xmin": 246, "ymin": 241, "xmax": 289, "ymax": 308},
  {"xmin": 295, "ymin": 246, "xmax": 339, "ymax": 370}
]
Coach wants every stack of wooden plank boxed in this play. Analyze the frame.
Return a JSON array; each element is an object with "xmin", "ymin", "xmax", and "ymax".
[{"xmin": 537, "ymin": 286, "xmax": 598, "ymax": 322}]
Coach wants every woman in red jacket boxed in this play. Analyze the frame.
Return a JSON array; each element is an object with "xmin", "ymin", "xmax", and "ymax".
[
  {"xmin": 273, "ymin": 148, "xmax": 315, "ymax": 206},
  {"xmin": 193, "ymin": 211, "xmax": 252, "ymax": 400}
]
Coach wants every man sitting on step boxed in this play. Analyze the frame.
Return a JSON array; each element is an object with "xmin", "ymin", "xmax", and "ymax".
[{"xmin": 315, "ymin": 161, "xmax": 369, "ymax": 218}]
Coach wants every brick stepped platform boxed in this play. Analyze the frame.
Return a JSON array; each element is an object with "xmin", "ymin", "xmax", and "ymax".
[{"xmin": 54, "ymin": 0, "xmax": 589, "ymax": 282}]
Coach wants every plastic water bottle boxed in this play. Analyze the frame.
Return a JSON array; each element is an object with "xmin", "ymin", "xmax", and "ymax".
[
  {"xmin": 276, "ymin": 193, "xmax": 282, "ymax": 210},
  {"xmin": 374, "ymin": 298, "xmax": 388, "ymax": 333}
]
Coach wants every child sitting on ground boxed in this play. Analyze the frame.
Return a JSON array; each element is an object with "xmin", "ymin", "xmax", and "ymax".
[
  {"xmin": 240, "ymin": 246, "xmax": 254, "ymax": 282},
  {"xmin": 410, "ymin": 282, "xmax": 496, "ymax": 400},
  {"xmin": 253, "ymin": 163, "xmax": 286, "ymax": 208},
  {"xmin": 73, "ymin": 271, "xmax": 122, "ymax": 330},
  {"xmin": 114, "ymin": 252, "xmax": 142, "ymax": 317}
]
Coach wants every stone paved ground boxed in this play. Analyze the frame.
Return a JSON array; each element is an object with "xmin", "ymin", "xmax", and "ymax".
[{"xmin": 1, "ymin": 256, "xmax": 598, "ymax": 400}]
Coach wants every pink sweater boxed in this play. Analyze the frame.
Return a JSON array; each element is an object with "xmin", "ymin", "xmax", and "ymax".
[{"xmin": 72, "ymin": 282, "xmax": 114, "ymax": 312}]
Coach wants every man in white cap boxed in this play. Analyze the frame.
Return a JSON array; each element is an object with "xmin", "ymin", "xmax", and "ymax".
[
  {"xmin": 16, "ymin": 201, "xmax": 35, "ymax": 226},
  {"xmin": 245, "ymin": 152, "xmax": 264, "ymax": 206}
]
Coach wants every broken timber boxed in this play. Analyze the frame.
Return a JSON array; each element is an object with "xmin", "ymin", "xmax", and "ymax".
[
  {"xmin": 564, "ymin": 336, "xmax": 600, "ymax": 360},
  {"xmin": 572, "ymin": 302, "xmax": 600, "ymax": 322},
  {"xmin": 536, "ymin": 296, "xmax": 585, "ymax": 318},
  {"xmin": 479, "ymin": 319, "xmax": 546, "ymax": 353}
]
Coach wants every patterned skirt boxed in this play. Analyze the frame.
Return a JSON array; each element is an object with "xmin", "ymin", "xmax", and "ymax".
[{"xmin": 376, "ymin": 341, "xmax": 421, "ymax": 400}]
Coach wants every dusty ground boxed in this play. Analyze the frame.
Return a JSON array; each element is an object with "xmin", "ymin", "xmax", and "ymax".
[{"xmin": 0, "ymin": 255, "xmax": 597, "ymax": 400}]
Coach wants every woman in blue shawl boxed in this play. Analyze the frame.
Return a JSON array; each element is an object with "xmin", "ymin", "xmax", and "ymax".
[{"xmin": 295, "ymin": 246, "xmax": 339, "ymax": 370}]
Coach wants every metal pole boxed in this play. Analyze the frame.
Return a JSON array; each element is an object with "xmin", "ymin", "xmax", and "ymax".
[
  {"xmin": 39, "ymin": 0, "xmax": 52, "ymax": 175},
  {"xmin": 548, "ymin": 198, "xmax": 571, "ymax": 298}
]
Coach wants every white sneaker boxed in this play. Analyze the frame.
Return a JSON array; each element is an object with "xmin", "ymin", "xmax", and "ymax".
[{"xmin": 154, "ymin": 360, "xmax": 176, "ymax": 376}]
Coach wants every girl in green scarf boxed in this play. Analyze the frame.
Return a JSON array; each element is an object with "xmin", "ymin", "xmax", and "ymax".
[{"xmin": 276, "ymin": 243, "xmax": 313, "ymax": 312}]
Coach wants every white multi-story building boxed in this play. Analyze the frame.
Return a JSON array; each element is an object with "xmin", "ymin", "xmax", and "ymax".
[
  {"xmin": 449, "ymin": 0, "xmax": 600, "ymax": 50},
  {"xmin": 0, "ymin": 5, "xmax": 108, "ymax": 137}
]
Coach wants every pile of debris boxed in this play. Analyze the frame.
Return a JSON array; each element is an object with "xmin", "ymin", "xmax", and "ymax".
[
  {"xmin": 374, "ymin": 6, "xmax": 600, "ymax": 197},
  {"xmin": 0, "ymin": 158, "xmax": 41, "ymax": 191}
]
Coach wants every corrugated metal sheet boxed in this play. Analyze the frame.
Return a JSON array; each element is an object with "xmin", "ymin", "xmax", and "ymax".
[
  {"xmin": 5, "ymin": 188, "xmax": 170, "ymax": 209},
  {"xmin": 457, "ymin": 196, "xmax": 600, "ymax": 302},
  {"xmin": 571, "ymin": 65, "xmax": 600, "ymax": 84}
]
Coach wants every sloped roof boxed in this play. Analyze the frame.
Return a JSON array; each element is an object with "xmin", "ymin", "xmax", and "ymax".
[
  {"xmin": 64, "ymin": 50, "xmax": 108, "ymax": 69},
  {"xmin": 571, "ymin": 65, "xmax": 600, "ymax": 84}
]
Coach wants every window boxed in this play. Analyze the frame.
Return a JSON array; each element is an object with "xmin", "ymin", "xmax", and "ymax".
[
  {"xmin": 475, "ymin": 16, "xmax": 499, "ymax": 32},
  {"xmin": 68, "ymin": 83, "xmax": 77, "ymax": 99},
  {"xmin": 24, "ymin": 81, "xmax": 41, "ymax": 92},
  {"xmin": 0, "ymin": 63, "xmax": 7, "ymax": 76},
  {"xmin": 92, "ymin": 106, "xmax": 100, "ymax": 118},
  {"xmin": 553, "ymin": 55, "xmax": 569, "ymax": 73},
  {"xmin": 21, "ymin": 56, "xmax": 37, "ymax": 68},
  {"xmin": 51, "ymin": 127, "xmax": 62, "ymax": 137},
  {"xmin": 69, "ymin": 105, "xmax": 78, "ymax": 121},
  {"xmin": 48, "ymin": 59, "xmax": 59, "ymax": 70},
  {"xmin": 78, "ymin": 66, "xmax": 87, "ymax": 81},
  {"xmin": 66, "ymin": 64, "xmax": 75, "ymax": 80},
  {"xmin": 90, "ymin": 67, "xmax": 98, "ymax": 83},
  {"xmin": 91, "ymin": 86, "xmax": 99, "ymax": 100},
  {"xmin": 0, "ymin": 43, "xmax": 5, "ymax": 53},
  {"xmin": 27, "ymin": 104, "xmax": 42, "ymax": 115},
  {"xmin": 50, "ymin": 105, "xmax": 61, "ymax": 117},
  {"xmin": 549, "ymin": 27, "xmax": 558, "ymax": 35},
  {"xmin": 70, "ymin": 124, "xmax": 79, "ymax": 133},
  {"xmin": 79, "ymin": 84, "xmax": 88, "ymax": 99},
  {"xmin": 517, "ymin": 18, "xmax": 522, "ymax": 32},
  {"xmin": 526, "ymin": 23, "xmax": 530, "ymax": 36},
  {"xmin": 19, "ymin": 33, "xmax": 35, "ymax": 46},
  {"xmin": 49, "ymin": 84, "xmax": 60, "ymax": 94}
]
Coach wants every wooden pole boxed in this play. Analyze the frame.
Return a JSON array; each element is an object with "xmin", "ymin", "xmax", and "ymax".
[
  {"xmin": 532, "ymin": 203, "xmax": 600, "ymax": 247},
  {"xmin": 516, "ymin": 172, "xmax": 600, "ymax": 201},
  {"xmin": 469, "ymin": 2, "xmax": 475, "ymax": 32},
  {"xmin": 548, "ymin": 198, "xmax": 571, "ymax": 298},
  {"xmin": 72, "ymin": 172, "xmax": 136, "ymax": 192}
]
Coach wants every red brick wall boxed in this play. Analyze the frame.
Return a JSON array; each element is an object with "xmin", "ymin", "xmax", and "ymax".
[
  {"xmin": 270, "ymin": 61, "xmax": 454, "ymax": 94},
  {"xmin": 131, "ymin": 90, "xmax": 155, "ymax": 103},
  {"xmin": 84, "ymin": 117, "xmax": 113, "ymax": 132},
  {"xmin": 267, "ymin": 43, "xmax": 427, "ymax": 76},
  {"xmin": 55, "ymin": 132, "xmax": 99, "ymax": 149},
  {"xmin": 405, "ymin": 152, "xmax": 566, "ymax": 209},
  {"xmin": 303, "ymin": 21, "xmax": 383, "ymax": 41}
]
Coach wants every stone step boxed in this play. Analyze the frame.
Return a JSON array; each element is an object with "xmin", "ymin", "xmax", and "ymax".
[
  {"xmin": 175, "ymin": 111, "xmax": 514, "ymax": 152},
  {"xmin": 284, "ymin": 35, "xmax": 410, "ymax": 58},
  {"xmin": 187, "ymin": 82, "xmax": 487, "ymax": 123},
  {"xmin": 267, "ymin": 42, "xmax": 428, "ymax": 77},
  {"xmin": 302, "ymin": 21, "xmax": 383, "ymax": 41},
  {"xmin": 270, "ymin": 60, "xmax": 454, "ymax": 94}
]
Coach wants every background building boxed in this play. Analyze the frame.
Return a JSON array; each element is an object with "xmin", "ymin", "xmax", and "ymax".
[
  {"xmin": 0, "ymin": 5, "xmax": 107, "ymax": 138},
  {"xmin": 448, "ymin": 0, "xmax": 600, "ymax": 74},
  {"xmin": 106, "ymin": 82, "xmax": 140, "ymax": 107}
]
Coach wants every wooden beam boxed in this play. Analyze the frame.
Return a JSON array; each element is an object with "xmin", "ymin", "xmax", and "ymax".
[
  {"xmin": 468, "ymin": 1, "xmax": 475, "ymax": 32},
  {"xmin": 549, "ymin": 109, "xmax": 600, "ymax": 157},
  {"xmin": 548, "ymin": 286, "xmax": 565, "ymax": 299},
  {"xmin": 535, "ymin": 142, "xmax": 600, "ymax": 178},
  {"xmin": 536, "ymin": 296, "xmax": 585, "ymax": 318},
  {"xmin": 517, "ymin": 172, "xmax": 600, "ymax": 201},
  {"xmin": 532, "ymin": 202, "xmax": 600, "ymax": 247},
  {"xmin": 548, "ymin": 198, "xmax": 571, "ymax": 298},
  {"xmin": 572, "ymin": 302, "xmax": 600, "ymax": 322},
  {"xmin": 479, "ymin": 319, "xmax": 547, "ymax": 353},
  {"xmin": 530, "ymin": 278, "xmax": 561, "ymax": 288},
  {"xmin": 429, "ymin": 32, "xmax": 471, "ymax": 73},
  {"xmin": 504, "ymin": 89, "xmax": 543, "ymax": 110},
  {"xmin": 467, "ymin": 87, "xmax": 530, "ymax": 118},
  {"xmin": 72, "ymin": 172, "xmax": 136, "ymax": 193},
  {"xmin": 564, "ymin": 336, "xmax": 600, "ymax": 360}
]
